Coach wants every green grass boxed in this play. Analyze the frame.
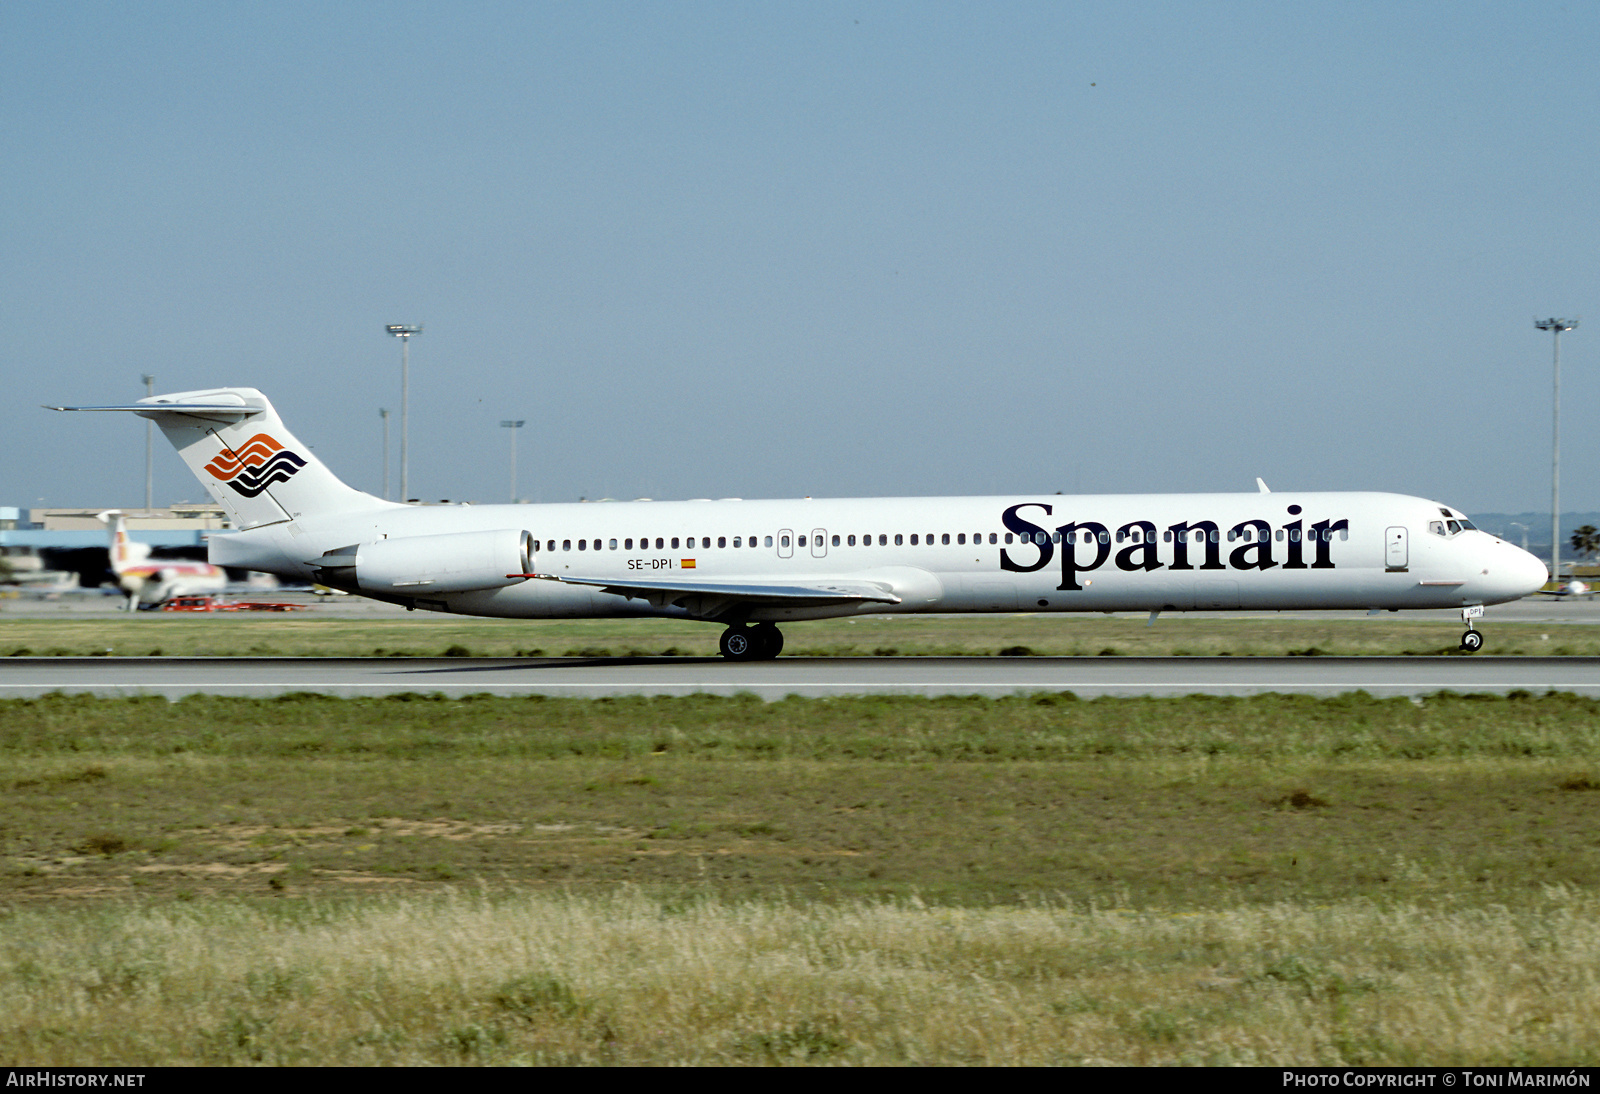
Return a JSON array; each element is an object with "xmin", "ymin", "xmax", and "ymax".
[
  {"xmin": 6, "ymin": 690, "xmax": 1600, "ymax": 1064},
  {"xmin": 5, "ymin": 691, "xmax": 1600, "ymax": 908},
  {"xmin": 5, "ymin": 612, "xmax": 1600, "ymax": 657}
]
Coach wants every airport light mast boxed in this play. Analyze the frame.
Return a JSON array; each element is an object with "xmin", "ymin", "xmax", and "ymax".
[
  {"xmin": 386, "ymin": 324, "xmax": 422, "ymax": 501},
  {"xmin": 1535, "ymin": 317, "xmax": 1578, "ymax": 583},
  {"xmin": 501, "ymin": 420, "xmax": 525, "ymax": 502},
  {"xmin": 142, "ymin": 374, "xmax": 154, "ymax": 512},
  {"xmin": 379, "ymin": 408, "xmax": 391, "ymax": 500}
]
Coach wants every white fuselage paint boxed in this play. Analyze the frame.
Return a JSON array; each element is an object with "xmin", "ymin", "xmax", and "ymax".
[{"xmin": 210, "ymin": 491, "xmax": 1547, "ymax": 622}]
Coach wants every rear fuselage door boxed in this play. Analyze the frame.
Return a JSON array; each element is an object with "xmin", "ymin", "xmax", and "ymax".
[
  {"xmin": 811, "ymin": 528, "xmax": 827, "ymax": 558},
  {"xmin": 1385, "ymin": 526, "xmax": 1408, "ymax": 572},
  {"xmin": 777, "ymin": 529, "xmax": 794, "ymax": 559}
]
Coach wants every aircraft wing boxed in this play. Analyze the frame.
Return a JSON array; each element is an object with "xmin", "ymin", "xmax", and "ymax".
[{"xmin": 521, "ymin": 572, "xmax": 902, "ymax": 608}]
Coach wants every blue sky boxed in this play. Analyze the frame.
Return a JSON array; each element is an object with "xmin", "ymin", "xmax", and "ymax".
[{"xmin": 4, "ymin": 2, "xmax": 1597, "ymax": 513}]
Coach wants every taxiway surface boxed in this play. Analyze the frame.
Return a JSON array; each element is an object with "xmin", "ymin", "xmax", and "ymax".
[{"xmin": 2, "ymin": 655, "xmax": 1598, "ymax": 700}]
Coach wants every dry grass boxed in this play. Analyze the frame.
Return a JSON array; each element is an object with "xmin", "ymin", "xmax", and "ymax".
[{"xmin": 2, "ymin": 886, "xmax": 1597, "ymax": 1065}]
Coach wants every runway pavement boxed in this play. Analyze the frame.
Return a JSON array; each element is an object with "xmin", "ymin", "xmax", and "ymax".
[{"xmin": 2, "ymin": 654, "xmax": 1597, "ymax": 700}]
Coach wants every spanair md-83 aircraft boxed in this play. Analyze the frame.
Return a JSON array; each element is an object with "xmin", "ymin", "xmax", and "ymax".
[{"xmin": 51, "ymin": 388, "xmax": 1546, "ymax": 656}]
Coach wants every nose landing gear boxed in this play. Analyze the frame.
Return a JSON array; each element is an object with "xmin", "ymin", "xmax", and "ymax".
[
  {"xmin": 1459, "ymin": 605, "xmax": 1485, "ymax": 653},
  {"xmin": 719, "ymin": 623, "xmax": 785, "ymax": 661}
]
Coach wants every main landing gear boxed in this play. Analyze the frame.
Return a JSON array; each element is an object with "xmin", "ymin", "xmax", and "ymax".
[
  {"xmin": 1459, "ymin": 605, "xmax": 1486, "ymax": 653},
  {"xmin": 719, "ymin": 623, "xmax": 784, "ymax": 661}
]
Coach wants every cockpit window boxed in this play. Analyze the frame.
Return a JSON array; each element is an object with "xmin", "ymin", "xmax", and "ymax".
[
  {"xmin": 1458, "ymin": 518, "xmax": 1476, "ymax": 530},
  {"xmin": 1446, "ymin": 520, "xmax": 1462, "ymax": 535},
  {"xmin": 1429, "ymin": 521, "xmax": 1446, "ymax": 537}
]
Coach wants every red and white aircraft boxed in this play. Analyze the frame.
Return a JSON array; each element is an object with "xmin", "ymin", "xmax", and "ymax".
[
  {"xmin": 55, "ymin": 389, "xmax": 1546, "ymax": 655},
  {"xmin": 100, "ymin": 509, "xmax": 227, "ymax": 610}
]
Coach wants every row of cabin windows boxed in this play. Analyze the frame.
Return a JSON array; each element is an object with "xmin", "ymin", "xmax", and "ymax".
[
  {"xmin": 527, "ymin": 526, "xmax": 1350, "ymax": 553},
  {"xmin": 534, "ymin": 536, "xmax": 776, "ymax": 552}
]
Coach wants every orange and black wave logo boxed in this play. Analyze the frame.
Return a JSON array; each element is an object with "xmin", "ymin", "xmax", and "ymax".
[{"xmin": 203, "ymin": 434, "xmax": 307, "ymax": 498}]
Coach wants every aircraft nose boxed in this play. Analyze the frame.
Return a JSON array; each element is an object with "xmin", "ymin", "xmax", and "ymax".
[{"xmin": 1499, "ymin": 541, "xmax": 1550, "ymax": 600}]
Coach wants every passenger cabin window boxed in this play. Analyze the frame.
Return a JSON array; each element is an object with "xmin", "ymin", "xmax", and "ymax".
[
  {"xmin": 832, "ymin": 535, "xmax": 840, "ymax": 546},
  {"xmin": 958, "ymin": 534, "xmax": 966, "ymax": 545},
  {"xmin": 781, "ymin": 535, "xmax": 791, "ymax": 548},
  {"xmin": 847, "ymin": 535, "xmax": 856, "ymax": 546},
  {"xmin": 578, "ymin": 540, "xmax": 587, "ymax": 551},
  {"xmin": 718, "ymin": 536, "xmax": 727, "ymax": 548},
  {"xmin": 764, "ymin": 536, "xmax": 773, "ymax": 547},
  {"xmin": 671, "ymin": 537, "xmax": 680, "ymax": 549}
]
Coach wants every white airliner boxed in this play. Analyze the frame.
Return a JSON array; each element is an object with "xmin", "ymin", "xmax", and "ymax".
[
  {"xmin": 52, "ymin": 388, "xmax": 1546, "ymax": 656},
  {"xmin": 99, "ymin": 509, "xmax": 227, "ymax": 609}
]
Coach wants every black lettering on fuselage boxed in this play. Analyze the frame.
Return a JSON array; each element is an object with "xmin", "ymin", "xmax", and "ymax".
[
  {"xmin": 1228, "ymin": 520, "xmax": 1277, "ymax": 570},
  {"xmin": 1115, "ymin": 521, "xmax": 1162, "ymax": 572},
  {"xmin": 1000, "ymin": 503, "xmax": 1054, "ymax": 573},
  {"xmin": 997, "ymin": 506, "xmax": 1347, "ymax": 589},
  {"xmin": 1282, "ymin": 520, "xmax": 1306, "ymax": 569},
  {"xmin": 1167, "ymin": 521, "xmax": 1224, "ymax": 570},
  {"xmin": 1055, "ymin": 522, "xmax": 1110, "ymax": 591},
  {"xmin": 1310, "ymin": 518, "xmax": 1348, "ymax": 569}
]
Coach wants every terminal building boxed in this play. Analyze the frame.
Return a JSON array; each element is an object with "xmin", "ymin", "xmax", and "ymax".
[{"xmin": 0, "ymin": 504, "xmax": 229, "ymax": 590}]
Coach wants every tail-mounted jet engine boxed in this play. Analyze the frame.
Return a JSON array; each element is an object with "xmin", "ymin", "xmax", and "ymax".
[{"xmin": 313, "ymin": 529, "xmax": 534, "ymax": 596}]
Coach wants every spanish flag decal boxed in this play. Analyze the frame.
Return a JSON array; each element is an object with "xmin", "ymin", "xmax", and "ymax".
[{"xmin": 681, "ymin": 559, "xmax": 697, "ymax": 569}]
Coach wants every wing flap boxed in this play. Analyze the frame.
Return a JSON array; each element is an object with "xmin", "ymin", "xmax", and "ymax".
[{"xmin": 520, "ymin": 572, "xmax": 901, "ymax": 607}]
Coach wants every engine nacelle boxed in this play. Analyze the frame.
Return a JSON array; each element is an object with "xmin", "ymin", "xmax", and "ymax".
[{"xmin": 355, "ymin": 529, "xmax": 533, "ymax": 595}]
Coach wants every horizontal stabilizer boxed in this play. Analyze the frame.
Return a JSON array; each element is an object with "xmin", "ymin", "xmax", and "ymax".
[{"xmin": 46, "ymin": 402, "xmax": 261, "ymax": 420}]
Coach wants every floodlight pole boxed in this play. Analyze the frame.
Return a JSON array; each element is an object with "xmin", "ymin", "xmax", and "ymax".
[
  {"xmin": 501, "ymin": 420, "xmax": 526, "ymax": 502},
  {"xmin": 386, "ymin": 325, "xmax": 422, "ymax": 500},
  {"xmin": 1536, "ymin": 318, "xmax": 1578, "ymax": 582},
  {"xmin": 379, "ymin": 408, "xmax": 391, "ymax": 500},
  {"xmin": 142, "ymin": 374, "xmax": 154, "ymax": 512}
]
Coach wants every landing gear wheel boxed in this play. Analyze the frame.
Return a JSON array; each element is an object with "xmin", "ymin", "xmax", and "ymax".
[
  {"xmin": 751, "ymin": 623, "xmax": 784, "ymax": 660},
  {"xmin": 1460, "ymin": 630, "xmax": 1484, "ymax": 653},
  {"xmin": 720, "ymin": 626, "xmax": 760, "ymax": 661}
]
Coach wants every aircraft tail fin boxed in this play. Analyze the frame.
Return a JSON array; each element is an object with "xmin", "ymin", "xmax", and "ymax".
[
  {"xmin": 51, "ymin": 389, "xmax": 399, "ymax": 530},
  {"xmin": 96, "ymin": 510, "xmax": 150, "ymax": 574}
]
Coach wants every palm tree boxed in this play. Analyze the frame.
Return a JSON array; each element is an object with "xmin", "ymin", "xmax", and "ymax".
[{"xmin": 1571, "ymin": 525, "xmax": 1600, "ymax": 562}]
